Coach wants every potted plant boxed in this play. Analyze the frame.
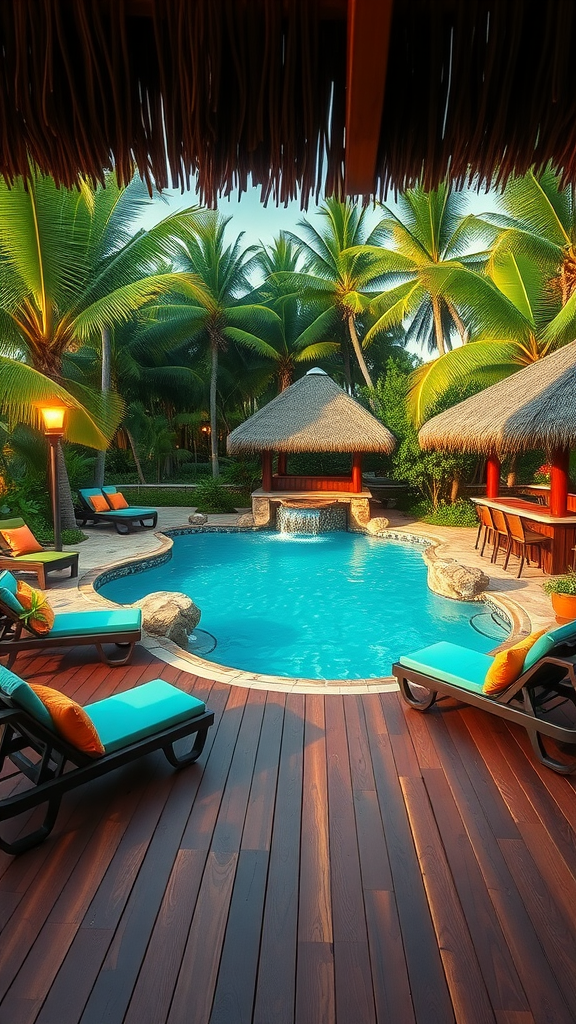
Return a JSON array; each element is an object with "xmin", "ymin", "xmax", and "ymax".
[{"xmin": 543, "ymin": 570, "xmax": 576, "ymax": 622}]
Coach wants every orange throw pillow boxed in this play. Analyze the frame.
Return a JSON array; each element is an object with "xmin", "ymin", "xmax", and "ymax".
[
  {"xmin": 30, "ymin": 684, "xmax": 104, "ymax": 756},
  {"xmin": 15, "ymin": 580, "xmax": 55, "ymax": 635},
  {"xmin": 106, "ymin": 491, "xmax": 129, "ymax": 510},
  {"xmin": 88, "ymin": 494, "xmax": 111, "ymax": 512},
  {"xmin": 483, "ymin": 629, "xmax": 547, "ymax": 696},
  {"xmin": 0, "ymin": 524, "xmax": 43, "ymax": 557}
]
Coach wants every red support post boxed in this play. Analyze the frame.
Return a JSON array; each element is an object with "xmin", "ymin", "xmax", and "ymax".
[
  {"xmin": 262, "ymin": 451, "xmax": 273, "ymax": 491},
  {"xmin": 550, "ymin": 447, "xmax": 570, "ymax": 517},
  {"xmin": 351, "ymin": 453, "xmax": 363, "ymax": 493},
  {"xmin": 277, "ymin": 452, "xmax": 287, "ymax": 475},
  {"xmin": 486, "ymin": 454, "xmax": 501, "ymax": 499}
]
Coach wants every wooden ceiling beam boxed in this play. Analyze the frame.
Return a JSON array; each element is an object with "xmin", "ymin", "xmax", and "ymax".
[{"xmin": 344, "ymin": 0, "xmax": 393, "ymax": 196}]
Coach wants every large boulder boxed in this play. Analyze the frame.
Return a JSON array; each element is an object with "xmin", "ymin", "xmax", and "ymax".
[
  {"xmin": 423, "ymin": 547, "xmax": 489, "ymax": 601},
  {"xmin": 188, "ymin": 512, "xmax": 208, "ymax": 525},
  {"xmin": 366, "ymin": 516, "xmax": 390, "ymax": 535},
  {"xmin": 134, "ymin": 591, "xmax": 201, "ymax": 647},
  {"xmin": 237, "ymin": 512, "xmax": 255, "ymax": 527}
]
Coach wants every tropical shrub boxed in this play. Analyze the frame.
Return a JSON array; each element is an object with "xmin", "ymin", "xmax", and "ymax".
[
  {"xmin": 543, "ymin": 571, "xmax": 576, "ymax": 596},
  {"xmin": 192, "ymin": 478, "xmax": 240, "ymax": 513},
  {"xmin": 370, "ymin": 359, "xmax": 478, "ymax": 508}
]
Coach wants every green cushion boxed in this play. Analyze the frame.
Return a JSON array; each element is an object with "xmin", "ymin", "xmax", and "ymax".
[
  {"xmin": 0, "ymin": 585, "xmax": 23, "ymax": 615},
  {"xmin": 8, "ymin": 550, "xmax": 78, "ymax": 564},
  {"xmin": 85, "ymin": 680, "xmax": 206, "ymax": 753},
  {"xmin": 399, "ymin": 641, "xmax": 494, "ymax": 693},
  {"xmin": 79, "ymin": 488, "xmax": 102, "ymax": 499},
  {"xmin": 523, "ymin": 618, "xmax": 576, "ymax": 671},
  {"xmin": 48, "ymin": 608, "xmax": 141, "ymax": 638},
  {"xmin": 0, "ymin": 570, "xmax": 18, "ymax": 594},
  {"xmin": 0, "ymin": 665, "xmax": 54, "ymax": 730},
  {"xmin": 0, "ymin": 518, "xmax": 25, "ymax": 531}
]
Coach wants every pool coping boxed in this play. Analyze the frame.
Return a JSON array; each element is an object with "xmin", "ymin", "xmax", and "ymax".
[{"xmin": 77, "ymin": 524, "xmax": 533, "ymax": 695}]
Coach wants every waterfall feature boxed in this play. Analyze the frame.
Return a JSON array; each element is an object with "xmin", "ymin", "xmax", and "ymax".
[{"xmin": 277, "ymin": 503, "xmax": 347, "ymax": 535}]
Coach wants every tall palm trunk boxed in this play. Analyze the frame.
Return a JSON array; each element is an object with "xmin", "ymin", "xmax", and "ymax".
[
  {"xmin": 126, "ymin": 428, "xmax": 146, "ymax": 484},
  {"xmin": 94, "ymin": 326, "xmax": 111, "ymax": 487},
  {"xmin": 346, "ymin": 313, "xmax": 374, "ymax": 389},
  {"xmin": 431, "ymin": 296, "xmax": 446, "ymax": 356},
  {"xmin": 210, "ymin": 340, "xmax": 219, "ymax": 478},
  {"xmin": 445, "ymin": 299, "xmax": 468, "ymax": 344},
  {"xmin": 56, "ymin": 442, "xmax": 77, "ymax": 531}
]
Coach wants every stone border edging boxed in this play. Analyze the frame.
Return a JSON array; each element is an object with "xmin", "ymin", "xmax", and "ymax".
[{"xmin": 77, "ymin": 523, "xmax": 532, "ymax": 695}]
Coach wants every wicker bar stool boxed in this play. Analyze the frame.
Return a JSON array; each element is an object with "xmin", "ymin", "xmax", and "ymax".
[
  {"xmin": 475, "ymin": 504, "xmax": 495, "ymax": 556},
  {"xmin": 503, "ymin": 512, "xmax": 549, "ymax": 577},
  {"xmin": 490, "ymin": 508, "xmax": 510, "ymax": 564}
]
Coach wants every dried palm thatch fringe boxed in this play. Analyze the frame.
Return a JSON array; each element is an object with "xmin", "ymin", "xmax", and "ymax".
[
  {"xmin": 419, "ymin": 342, "xmax": 576, "ymax": 456},
  {"xmin": 2, "ymin": 2, "xmax": 576, "ymax": 203},
  {"xmin": 227, "ymin": 371, "xmax": 395, "ymax": 454}
]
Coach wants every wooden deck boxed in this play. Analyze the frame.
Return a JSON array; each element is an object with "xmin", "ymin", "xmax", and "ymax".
[{"xmin": 1, "ymin": 645, "xmax": 576, "ymax": 1024}]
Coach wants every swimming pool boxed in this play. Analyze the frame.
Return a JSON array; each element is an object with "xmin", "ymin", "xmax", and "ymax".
[{"xmin": 98, "ymin": 531, "xmax": 505, "ymax": 680}]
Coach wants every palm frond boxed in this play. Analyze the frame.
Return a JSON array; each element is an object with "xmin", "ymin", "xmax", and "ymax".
[{"xmin": 407, "ymin": 341, "xmax": 525, "ymax": 426}]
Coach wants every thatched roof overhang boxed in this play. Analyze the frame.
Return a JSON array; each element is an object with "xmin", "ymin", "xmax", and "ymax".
[
  {"xmin": 3, "ymin": 2, "xmax": 576, "ymax": 202},
  {"xmin": 227, "ymin": 369, "xmax": 395, "ymax": 455},
  {"xmin": 418, "ymin": 342, "xmax": 576, "ymax": 457}
]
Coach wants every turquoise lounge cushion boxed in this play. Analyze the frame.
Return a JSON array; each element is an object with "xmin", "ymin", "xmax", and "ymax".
[
  {"xmin": 0, "ymin": 585, "xmax": 23, "ymax": 615},
  {"xmin": 0, "ymin": 665, "xmax": 54, "ymax": 730},
  {"xmin": 85, "ymin": 680, "xmax": 206, "ymax": 753},
  {"xmin": 48, "ymin": 608, "xmax": 141, "ymax": 638},
  {"xmin": 96, "ymin": 508, "xmax": 156, "ymax": 518},
  {"xmin": 399, "ymin": 641, "xmax": 494, "ymax": 693},
  {"xmin": 0, "ymin": 570, "xmax": 18, "ymax": 593},
  {"xmin": 523, "ymin": 618, "xmax": 576, "ymax": 671}
]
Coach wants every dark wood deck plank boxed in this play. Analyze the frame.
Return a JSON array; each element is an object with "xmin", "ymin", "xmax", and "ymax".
[
  {"xmin": 252, "ymin": 692, "xmax": 304, "ymax": 1024},
  {"xmin": 296, "ymin": 694, "xmax": 335, "ymax": 1024},
  {"xmin": 422, "ymin": 767, "xmax": 531, "ymax": 1017},
  {"xmin": 431, "ymin": 710, "xmax": 575, "ymax": 1024},
  {"xmin": 325, "ymin": 696, "xmax": 376, "ymax": 1024},
  {"xmin": 1, "ymin": 647, "xmax": 576, "ymax": 1024},
  {"xmin": 402, "ymin": 772, "xmax": 497, "ymax": 1024},
  {"xmin": 364, "ymin": 694, "xmax": 456, "ymax": 1024}
]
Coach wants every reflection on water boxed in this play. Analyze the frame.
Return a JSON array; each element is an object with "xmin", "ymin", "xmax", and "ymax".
[{"xmin": 100, "ymin": 532, "xmax": 502, "ymax": 679}]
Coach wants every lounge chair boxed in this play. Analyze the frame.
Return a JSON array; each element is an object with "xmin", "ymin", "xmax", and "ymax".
[
  {"xmin": 0, "ymin": 569, "xmax": 141, "ymax": 667},
  {"xmin": 0, "ymin": 517, "xmax": 79, "ymax": 588},
  {"xmin": 392, "ymin": 620, "xmax": 576, "ymax": 774},
  {"xmin": 76, "ymin": 487, "xmax": 158, "ymax": 534},
  {"xmin": 0, "ymin": 664, "xmax": 214, "ymax": 854}
]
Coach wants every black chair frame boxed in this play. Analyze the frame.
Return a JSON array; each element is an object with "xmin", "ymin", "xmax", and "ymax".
[
  {"xmin": 392, "ymin": 646, "xmax": 576, "ymax": 775},
  {"xmin": 0, "ymin": 598, "xmax": 141, "ymax": 668},
  {"xmin": 0, "ymin": 694, "xmax": 214, "ymax": 855}
]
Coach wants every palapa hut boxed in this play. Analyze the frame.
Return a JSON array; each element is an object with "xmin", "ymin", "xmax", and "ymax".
[
  {"xmin": 419, "ymin": 341, "xmax": 576, "ymax": 516},
  {"xmin": 227, "ymin": 368, "xmax": 395, "ymax": 529},
  {"xmin": 419, "ymin": 342, "xmax": 576, "ymax": 573}
]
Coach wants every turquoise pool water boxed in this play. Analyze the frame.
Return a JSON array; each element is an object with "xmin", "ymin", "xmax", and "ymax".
[{"xmin": 99, "ymin": 531, "xmax": 504, "ymax": 679}]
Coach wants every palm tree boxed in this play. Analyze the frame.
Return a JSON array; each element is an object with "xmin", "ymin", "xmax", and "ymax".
[
  {"xmin": 249, "ymin": 234, "xmax": 338, "ymax": 392},
  {"xmin": 0, "ymin": 171, "xmax": 200, "ymax": 522},
  {"xmin": 282, "ymin": 197, "xmax": 390, "ymax": 390},
  {"xmin": 355, "ymin": 183, "xmax": 490, "ymax": 358},
  {"xmin": 135, "ymin": 212, "xmax": 282, "ymax": 477},
  {"xmin": 408, "ymin": 169, "xmax": 576, "ymax": 427}
]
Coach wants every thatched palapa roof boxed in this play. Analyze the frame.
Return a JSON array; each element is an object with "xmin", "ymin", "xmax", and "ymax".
[
  {"xmin": 3, "ymin": 2, "xmax": 576, "ymax": 202},
  {"xmin": 419, "ymin": 342, "xmax": 576, "ymax": 456},
  {"xmin": 227, "ymin": 369, "xmax": 395, "ymax": 455}
]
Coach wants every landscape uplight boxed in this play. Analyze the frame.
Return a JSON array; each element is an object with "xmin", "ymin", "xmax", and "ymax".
[{"xmin": 39, "ymin": 404, "xmax": 67, "ymax": 551}]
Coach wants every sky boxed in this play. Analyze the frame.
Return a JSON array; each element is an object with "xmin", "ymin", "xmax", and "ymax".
[{"xmin": 136, "ymin": 179, "xmax": 500, "ymax": 250}]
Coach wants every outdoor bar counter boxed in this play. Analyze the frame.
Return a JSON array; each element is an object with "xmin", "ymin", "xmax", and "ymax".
[{"xmin": 472, "ymin": 496, "xmax": 576, "ymax": 574}]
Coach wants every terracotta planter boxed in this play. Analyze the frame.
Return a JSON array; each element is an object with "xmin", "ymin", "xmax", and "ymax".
[{"xmin": 551, "ymin": 591, "xmax": 576, "ymax": 624}]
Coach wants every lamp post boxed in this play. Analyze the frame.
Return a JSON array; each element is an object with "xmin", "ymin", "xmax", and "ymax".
[{"xmin": 39, "ymin": 405, "xmax": 67, "ymax": 551}]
